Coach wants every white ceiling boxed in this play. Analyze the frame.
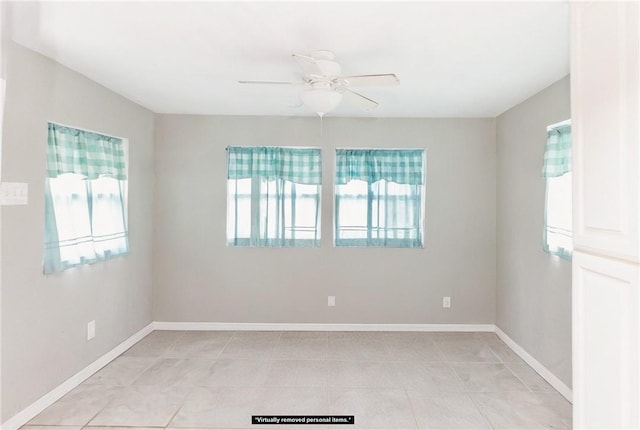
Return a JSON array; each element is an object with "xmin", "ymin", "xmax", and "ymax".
[{"xmin": 8, "ymin": 1, "xmax": 570, "ymax": 118}]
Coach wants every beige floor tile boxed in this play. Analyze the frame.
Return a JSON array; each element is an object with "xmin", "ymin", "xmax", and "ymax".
[
  {"xmin": 505, "ymin": 362, "xmax": 558, "ymax": 392},
  {"xmin": 328, "ymin": 361, "xmax": 399, "ymax": 388},
  {"xmin": 330, "ymin": 331, "xmax": 385, "ymax": 341},
  {"xmin": 87, "ymin": 385, "xmax": 190, "ymax": 427},
  {"xmin": 218, "ymin": 331, "xmax": 282, "ymax": 359},
  {"xmin": 328, "ymin": 333, "xmax": 392, "ymax": 361},
  {"xmin": 272, "ymin": 332, "xmax": 328, "ymax": 360},
  {"xmin": 280, "ymin": 331, "xmax": 329, "ymax": 339},
  {"xmin": 28, "ymin": 385, "xmax": 123, "ymax": 426},
  {"xmin": 20, "ymin": 426, "xmax": 82, "ymax": 430},
  {"xmin": 487, "ymin": 342, "xmax": 527, "ymax": 363},
  {"xmin": 255, "ymin": 386, "xmax": 329, "ymax": 415},
  {"xmin": 471, "ymin": 390, "xmax": 572, "ymax": 429},
  {"xmin": 168, "ymin": 386, "xmax": 261, "ymax": 429},
  {"xmin": 329, "ymin": 388, "xmax": 417, "ymax": 429},
  {"xmin": 452, "ymin": 363, "xmax": 529, "ymax": 392},
  {"xmin": 132, "ymin": 358, "xmax": 214, "ymax": 387},
  {"xmin": 164, "ymin": 331, "xmax": 234, "ymax": 359},
  {"xmin": 168, "ymin": 428, "xmax": 255, "ymax": 430},
  {"xmin": 483, "ymin": 333, "xmax": 508, "ymax": 346},
  {"xmin": 167, "ymin": 428, "xmax": 245, "ymax": 430},
  {"xmin": 429, "ymin": 332, "xmax": 493, "ymax": 342},
  {"xmin": 199, "ymin": 358, "xmax": 272, "ymax": 387},
  {"xmin": 382, "ymin": 331, "xmax": 437, "ymax": 342},
  {"xmin": 407, "ymin": 391, "xmax": 491, "ymax": 429},
  {"xmin": 434, "ymin": 338, "xmax": 501, "ymax": 363},
  {"xmin": 393, "ymin": 361, "xmax": 465, "ymax": 393},
  {"xmin": 265, "ymin": 359, "xmax": 328, "ymax": 387},
  {"xmin": 123, "ymin": 331, "xmax": 185, "ymax": 357},
  {"xmin": 84, "ymin": 356, "xmax": 158, "ymax": 386},
  {"xmin": 84, "ymin": 427, "xmax": 161, "ymax": 430},
  {"xmin": 167, "ymin": 428, "xmax": 239, "ymax": 430},
  {"xmin": 382, "ymin": 335, "xmax": 444, "ymax": 362}
]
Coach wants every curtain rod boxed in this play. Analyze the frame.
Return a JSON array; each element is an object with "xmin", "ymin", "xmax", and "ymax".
[
  {"xmin": 47, "ymin": 120, "xmax": 126, "ymax": 141},
  {"xmin": 547, "ymin": 119, "xmax": 572, "ymax": 131}
]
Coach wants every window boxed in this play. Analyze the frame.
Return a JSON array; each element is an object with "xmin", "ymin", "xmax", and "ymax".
[
  {"xmin": 334, "ymin": 149, "xmax": 425, "ymax": 247},
  {"xmin": 44, "ymin": 123, "xmax": 129, "ymax": 274},
  {"xmin": 226, "ymin": 146, "xmax": 321, "ymax": 247},
  {"xmin": 542, "ymin": 120, "xmax": 572, "ymax": 260}
]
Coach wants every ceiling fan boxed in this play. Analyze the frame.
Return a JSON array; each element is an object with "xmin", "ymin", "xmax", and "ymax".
[{"xmin": 239, "ymin": 50, "xmax": 400, "ymax": 117}]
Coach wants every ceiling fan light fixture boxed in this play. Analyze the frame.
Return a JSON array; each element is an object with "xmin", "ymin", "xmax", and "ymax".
[
  {"xmin": 239, "ymin": 50, "xmax": 399, "ymax": 116},
  {"xmin": 301, "ymin": 88, "xmax": 343, "ymax": 117}
]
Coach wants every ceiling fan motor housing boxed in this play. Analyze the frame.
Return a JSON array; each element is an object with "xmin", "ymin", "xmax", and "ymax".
[{"xmin": 310, "ymin": 50, "xmax": 342, "ymax": 80}]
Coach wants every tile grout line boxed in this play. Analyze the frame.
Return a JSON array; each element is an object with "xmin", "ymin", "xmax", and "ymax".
[
  {"xmin": 403, "ymin": 388, "xmax": 422, "ymax": 430},
  {"xmin": 213, "ymin": 330, "xmax": 237, "ymax": 360},
  {"xmin": 502, "ymin": 359, "xmax": 563, "ymax": 397},
  {"xmin": 431, "ymin": 337, "xmax": 469, "ymax": 388},
  {"xmin": 432, "ymin": 336, "xmax": 498, "ymax": 428},
  {"xmin": 126, "ymin": 355, "xmax": 165, "ymax": 386},
  {"xmin": 433, "ymin": 335, "xmax": 508, "ymax": 430},
  {"xmin": 486, "ymin": 339, "xmax": 544, "ymax": 395},
  {"xmin": 501, "ymin": 360, "xmax": 534, "ymax": 394},
  {"xmin": 163, "ymin": 390, "xmax": 189, "ymax": 429},
  {"xmin": 466, "ymin": 391, "xmax": 497, "ymax": 430},
  {"xmin": 80, "ymin": 389, "xmax": 120, "ymax": 429}
]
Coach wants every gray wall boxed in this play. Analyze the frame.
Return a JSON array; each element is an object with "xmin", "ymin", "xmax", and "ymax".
[
  {"xmin": 1, "ymin": 42, "xmax": 155, "ymax": 421},
  {"xmin": 496, "ymin": 76, "xmax": 572, "ymax": 387},
  {"xmin": 153, "ymin": 115, "xmax": 496, "ymax": 324}
]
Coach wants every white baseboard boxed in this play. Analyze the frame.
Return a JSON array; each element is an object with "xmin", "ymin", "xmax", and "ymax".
[
  {"xmin": 1, "ymin": 322, "xmax": 154, "ymax": 430},
  {"xmin": 495, "ymin": 326, "xmax": 573, "ymax": 402},
  {"xmin": 153, "ymin": 321, "xmax": 497, "ymax": 332}
]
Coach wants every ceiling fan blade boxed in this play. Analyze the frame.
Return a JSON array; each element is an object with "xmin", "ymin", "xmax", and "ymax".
[
  {"xmin": 339, "ymin": 74, "xmax": 400, "ymax": 87},
  {"xmin": 292, "ymin": 53, "xmax": 323, "ymax": 76},
  {"xmin": 340, "ymin": 88, "xmax": 379, "ymax": 111},
  {"xmin": 238, "ymin": 80, "xmax": 304, "ymax": 85}
]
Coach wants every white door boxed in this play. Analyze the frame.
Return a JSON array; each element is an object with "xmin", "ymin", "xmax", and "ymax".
[{"xmin": 571, "ymin": 2, "xmax": 640, "ymax": 428}]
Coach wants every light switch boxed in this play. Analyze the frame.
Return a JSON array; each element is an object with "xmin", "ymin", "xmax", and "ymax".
[{"xmin": 1, "ymin": 182, "xmax": 29, "ymax": 205}]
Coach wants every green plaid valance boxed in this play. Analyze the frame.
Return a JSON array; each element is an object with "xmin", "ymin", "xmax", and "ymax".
[
  {"xmin": 47, "ymin": 123, "xmax": 126, "ymax": 180},
  {"xmin": 226, "ymin": 146, "xmax": 321, "ymax": 185},
  {"xmin": 335, "ymin": 149, "xmax": 424, "ymax": 185},
  {"xmin": 542, "ymin": 123, "xmax": 571, "ymax": 177}
]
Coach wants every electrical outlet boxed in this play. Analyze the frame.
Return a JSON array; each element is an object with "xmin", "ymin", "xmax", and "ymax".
[
  {"xmin": 443, "ymin": 296, "xmax": 451, "ymax": 308},
  {"xmin": 328, "ymin": 296, "xmax": 336, "ymax": 307},
  {"xmin": 87, "ymin": 320, "xmax": 96, "ymax": 340}
]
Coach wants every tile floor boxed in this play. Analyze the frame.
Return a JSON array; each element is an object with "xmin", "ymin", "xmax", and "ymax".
[{"xmin": 23, "ymin": 330, "xmax": 572, "ymax": 429}]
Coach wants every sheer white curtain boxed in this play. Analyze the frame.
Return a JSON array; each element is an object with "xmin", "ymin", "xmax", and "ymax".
[
  {"xmin": 226, "ymin": 146, "xmax": 321, "ymax": 247},
  {"xmin": 44, "ymin": 124, "xmax": 129, "ymax": 274},
  {"xmin": 542, "ymin": 121, "xmax": 572, "ymax": 259},
  {"xmin": 334, "ymin": 149, "xmax": 425, "ymax": 247}
]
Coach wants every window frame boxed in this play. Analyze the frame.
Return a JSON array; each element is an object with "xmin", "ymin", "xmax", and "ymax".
[
  {"xmin": 542, "ymin": 119, "xmax": 572, "ymax": 260},
  {"xmin": 44, "ymin": 122, "xmax": 130, "ymax": 274},
  {"xmin": 333, "ymin": 148, "xmax": 426, "ymax": 248},
  {"xmin": 226, "ymin": 146, "xmax": 322, "ymax": 247}
]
